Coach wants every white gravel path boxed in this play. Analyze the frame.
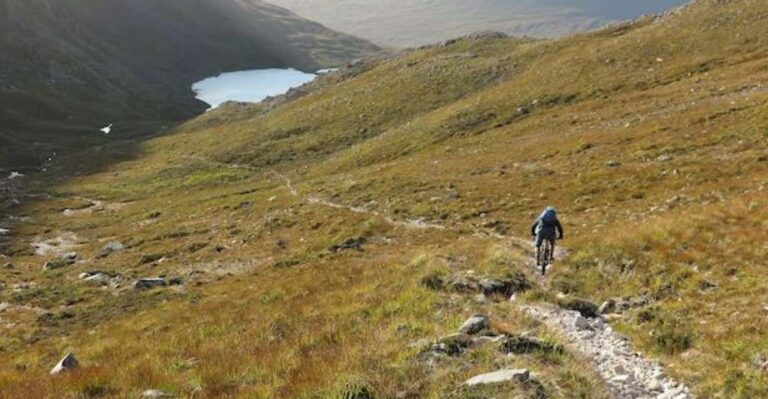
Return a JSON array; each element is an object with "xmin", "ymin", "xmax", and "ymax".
[{"xmin": 523, "ymin": 304, "xmax": 694, "ymax": 399}]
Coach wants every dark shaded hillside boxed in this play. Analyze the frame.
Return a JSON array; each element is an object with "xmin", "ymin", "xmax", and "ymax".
[{"xmin": 0, "ymin": 0, "xmax": 379, "ymax": 168}]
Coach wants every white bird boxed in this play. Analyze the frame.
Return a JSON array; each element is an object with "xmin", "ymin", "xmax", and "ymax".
[{"xmin": 100, "ymin": 123, "xmax": 113, "ymax": 134}]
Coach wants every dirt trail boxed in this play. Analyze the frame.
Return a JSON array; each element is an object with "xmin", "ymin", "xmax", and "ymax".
[{"xmin": 271, "ymin": 171, "xmax": 446, "ymax": 230}]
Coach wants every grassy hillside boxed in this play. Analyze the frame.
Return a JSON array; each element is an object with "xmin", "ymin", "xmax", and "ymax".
[
  {"xmin": 0, "ymin": 0, "xmax": 380, "ymax": 168},
  {"xmin": 2, "ymin": 0, "xmax": 768, "ymax": 397},
  {"xmin": 269, "ymin": 0, "xmax": 686, "ymax": 47}
]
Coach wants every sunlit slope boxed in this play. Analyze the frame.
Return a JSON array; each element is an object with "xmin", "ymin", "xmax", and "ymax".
[{"xmin": 2, "ymin": 0, "xmax": 768, "ymax": 397}]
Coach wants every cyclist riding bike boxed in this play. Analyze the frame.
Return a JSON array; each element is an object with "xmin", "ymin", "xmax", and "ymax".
[{"xmin": 531, "ymin": 206, "xmax": 564, "ymax": 272}]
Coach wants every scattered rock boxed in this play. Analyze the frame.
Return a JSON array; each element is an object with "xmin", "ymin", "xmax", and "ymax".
[
  {"xmin": 83, "ymin": 273, "xmax": 116, "ymax": 286},
  {"xmin": 147, "ymin": 211, "xmax": 162, "ymax": 219},
  {"xmin": 611, "ymin": 374, "xmax": 634, "ymax": 384},
  {"xmin": 657, "ymin": 154, "xmax": 673, "ymax": 162},
  {"xmin": 141, "ymin": 390, "xmax": 173, "ymax": 398},
  {"xmin": 500, "ymin": 335, "xmax": 563, "ymax": 355},
  {"xmin": 329, "ymin": 237, "xmax": 365, "ymax": 252},
  {"xmin": 97, "ymin": 241, "xmax": 124, "ymax": 258},
  {"xmin": 559, "ymin": 298, "xmax": 600, "ymax": 318},
  {"xmin": 430, "ymin": 333, "xmax": 473, "ymax": 356},
  {"xmin": 459, "ymin": 314, "xmax": 489, "ymax": 335},
  {"xmin": 474, "ymin": 293, "xmax": 488, "ymax": 304},
  {"xmin": 479, "ymin": 278, "xmax": 513, "ymax": 297},
  {"xmin": 3, "ymin": 263, "xmax": 12, "ymax": 269},
  {"xmin": 138, "ymin": 253, "xmax": 164, "ymax": 265},
  {"xmin": 464, "ymin": 369, "xmax": 529, "ymax": 386},
  {"xmin": 50, "ymin": 352, "xmax": 79, "ymax": 375},
  {"xmin": 275, "ymin": 239, "xmax": 288, "ymax": 249},
  {"xmin": 133, "ymin": 278, "xmax": 168, "ymax": 290},
  {"xmin": 606, "ymin": 160, "xmax": 622, "ymax": 167},
  {"xmin": 447, "ymin": 276, "xmax": 480, "ymax": 293},
  {"xmin": 599, "ymin": 299, "xmax": 616, "ymax": 315},
  {"xmin": 698, "ymin": 280, "xmax": 718, "ymax": 293},
  {"xmin": 43, "ymin": 258, "xmax": 73, "ymax": 271},
  {"xmin": 470, "ymin": 335, "xmax": 505, "ymax": 348},
  {"xmin": 574, "ymin": 316, "xmax": 590, "ymax": 330}
]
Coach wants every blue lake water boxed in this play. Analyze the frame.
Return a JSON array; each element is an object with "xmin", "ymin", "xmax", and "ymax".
[{"xmin": 192, "ymin": 68, "xmax": 319, "ymax": 108}]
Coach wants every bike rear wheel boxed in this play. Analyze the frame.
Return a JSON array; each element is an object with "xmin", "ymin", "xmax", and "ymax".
[{"xmin": 540, "ymin": 239, "xmax": 554, "ymax": 275}]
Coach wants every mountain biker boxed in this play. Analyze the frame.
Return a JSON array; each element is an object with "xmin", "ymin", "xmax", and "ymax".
[{"xmin": 531, "ymin": 206, "xmax": 563, "ymax": 264}]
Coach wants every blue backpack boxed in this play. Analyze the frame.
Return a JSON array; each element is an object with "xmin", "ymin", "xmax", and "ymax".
[{"xmin": 540, "ymin": 208, "xmax": 558, "ymax": 227}]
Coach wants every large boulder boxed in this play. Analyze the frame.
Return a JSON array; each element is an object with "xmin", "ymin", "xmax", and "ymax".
[
  {"xmin": 465, "ymin": 369, "xmax": 529, "ymax": 386},
  {"xmin": 50, "ymin": 352, "xmax": 79, "ymax": 375}
]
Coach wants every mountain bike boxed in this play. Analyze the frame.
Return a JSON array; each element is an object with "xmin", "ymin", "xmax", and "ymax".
[{"xmin": 536, "ymin": 238, "xmax": 555, "ymax": 276}]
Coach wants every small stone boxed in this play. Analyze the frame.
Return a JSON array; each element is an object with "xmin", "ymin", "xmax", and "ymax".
[
  {"xmin": 606, "ymin": 160, "xmax": 622, "ymax": 167},
  {"xmin": 479, "ymin": 278, "xmax": 512, "ymax": 296},
  {"xmin": 43, "ymin": 259, "xmax": 70, "ymax": 271},
  {"xmin": 500, "ymin": 335, "xmax": 562, "ymax": 355},
  {"xmin": 474, "ymin": 293, "xmax": 488, "ymax": 304},
  {"xmin": 598, "ymin": 299, "xmax": 616, "ymax": 314},
  {"xmin": 133, "ymin": 278, "xmax": 167, "ymax": 290},
  {"xmin": 459, "ymin": 314, "xmax": 489, "ymax": 335},
  {"xmin": 50, "ymin": 352, "xmax": 79, "ymax": 375},
  {"xmin": 97, "ymin": 241, "xmax": 124, "ymax": 258},
  {"xmin": 84, "ymin": 273, "xmax": 112, "ymax": 286},
  {"xmin": 431, "ymin": 333, "xmax": 472, "ymax": 356},
  {"xmin": 574, "ymin": 316, "xmax": 590, "ymax": 330},
  {"xmin": 3, "ymin": 263, "xmax": 13, "ymax": 269},
  {"xmin": 470, "ymin": 335, "xmax": 504, "ymax": 347},
  {"xmin": 465, "ymin": 369, "xmax": 529, "ymax": 386},
  {"xmin": 141, "ymin": 390, "xmax": 173, "ymax": 398},
  {"xmin": 610, "ymin": 374, "xmax": 633, "ymax": 384},
  {"xmin": 560, "ymin": 297, "xmax": 600, "ymax": 318}
]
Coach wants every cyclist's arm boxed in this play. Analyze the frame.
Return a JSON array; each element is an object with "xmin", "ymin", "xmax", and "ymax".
[
  {"xmin": 556, "ymin": 220, "xmax": 564, "ymax": 239},
  {"xmin": 530, "ymin": 219, "xmax": 539, "ymax": 236}
]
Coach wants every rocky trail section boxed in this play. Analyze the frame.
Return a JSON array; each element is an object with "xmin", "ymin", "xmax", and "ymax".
[
  {"xmin": 523, "ymin": 304, "xmax": 693, "ymax": 399},
  {"xmin": 273, "ymin": 170, "xmax": 693, "ymax": 398}
]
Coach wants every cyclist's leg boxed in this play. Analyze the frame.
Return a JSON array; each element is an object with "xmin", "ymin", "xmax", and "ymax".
[
  {"xmin": 534, "ymin": 233, "xmax": 544, "ymax": 266},
  {"xmin": 550, "ymin": 239, "xmax": 556, "ymax": 262}
]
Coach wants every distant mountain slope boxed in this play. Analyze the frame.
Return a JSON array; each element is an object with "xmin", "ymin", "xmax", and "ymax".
[
  {"xmin": 268, "ymin": 0, "xmax": 687, "ymax": 47},
  {"xmin": 0, "ymin": 0, "xmax": 379, "ymax": 168}
]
